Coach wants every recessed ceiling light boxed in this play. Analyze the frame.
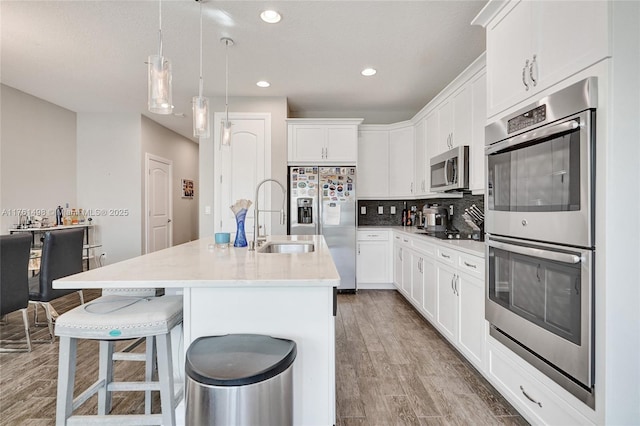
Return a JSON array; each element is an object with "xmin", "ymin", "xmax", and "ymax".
[
  {"xmin": 260, "ymin": 10, "xmax": 281, "ymax": 24},
  {"xmin": 256, "ymin": 81, "xmax": 271, "ymax": 88},
  {"xmin": 361, "ymin": 68, "xmax": 377, "ymax": 77}
]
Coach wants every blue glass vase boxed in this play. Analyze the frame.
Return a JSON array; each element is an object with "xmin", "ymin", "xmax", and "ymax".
[{"xmin": 234, "ymin": 209, "xmax": 248, "ymax": 247}]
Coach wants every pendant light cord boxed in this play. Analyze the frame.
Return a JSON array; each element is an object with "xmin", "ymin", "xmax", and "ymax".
[
  {"xmin": 158, "ymin": 0, "xmax": 163, "ymax": 56},
  {"xmin": 225, "ymin": 39, "xmax": 229, "ymax": 122},
  {"xmin": 198, "ymin": 1, "xmax": 203, "ymax": 97}
]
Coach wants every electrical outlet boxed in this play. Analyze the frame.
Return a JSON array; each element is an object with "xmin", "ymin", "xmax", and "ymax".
[
  {"xmin": 378, "ymin": 206, "xmax": 384, "ymax": 214},
  {"xmin": 390, "ymin": 206, "xmax": 396, "ymax": 214},
  {"xmin": 360, "ymin": 206, "xmax": 367, "ymax": 215},
  {"xmin": 205, "ymin": 205, "xmax": 211, "ymax": 215},
  {"xmin": 449, "ymin": 205, "xmax": 454, "ymax": 215}
]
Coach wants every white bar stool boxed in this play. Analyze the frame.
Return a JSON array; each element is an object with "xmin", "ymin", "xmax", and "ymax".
[{"xmin": 54, "ymin": 294, "xmax": 183, "ymax": 426}]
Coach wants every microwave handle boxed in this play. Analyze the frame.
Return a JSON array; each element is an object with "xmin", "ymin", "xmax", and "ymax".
[
  {"xmin": 486, "ymin": 119, "xmax": 580, "ymax": 155},
  {"xmin": 443, "ymin": 158, "xmax": 450, "ymax": 185},
  {"xmin": 488, "ymin": 239, "xmax": 581, "ymax": 264}
]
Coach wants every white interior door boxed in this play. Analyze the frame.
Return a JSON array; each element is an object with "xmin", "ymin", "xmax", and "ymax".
[
  {"xmin": 146, "ymin": 154, "xmax": 173, "ymax": 253},
  {"xmin": 214, "ymin": 114, "xmax": 271, "ymax": 240}
]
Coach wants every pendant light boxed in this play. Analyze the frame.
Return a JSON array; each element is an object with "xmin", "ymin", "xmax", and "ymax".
[
  {"xmin": 148, "ymin": 0, "xmax": 173, "ymax": 114},
  {"xmin": 220, "ymin": 37, "xmax": 234, "ymax": 146},
  {"xmin": 192, "ymin": 0, "xmax": 210, "ymax": 137}
]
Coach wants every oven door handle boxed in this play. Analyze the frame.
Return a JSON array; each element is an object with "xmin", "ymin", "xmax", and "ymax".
[
  {"xmin": 486, "ymin": 119, "xmax": 580, "ymax": 155},
  {"xmin": 488, "ymin": 239, "xmax": 581, "ymax": 264}
]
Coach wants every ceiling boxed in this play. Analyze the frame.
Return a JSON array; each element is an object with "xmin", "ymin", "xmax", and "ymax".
[{"xmin": 1, "ymin": 1, "xmax": 487, "ymax": 143}]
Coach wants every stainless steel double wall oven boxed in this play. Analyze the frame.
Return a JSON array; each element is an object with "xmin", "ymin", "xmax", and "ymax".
[{"xmin": 484, "ymin": 77, "xmax": 597, "ymax": 407}]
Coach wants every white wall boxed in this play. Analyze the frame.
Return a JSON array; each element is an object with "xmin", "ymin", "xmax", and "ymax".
[
  {"xmin": 604, "ymin": 2, "xmax": 640, "ymax": 422},
  {"xmin": 76, "ymin": 113, "xmax": 141, "ymax": 264},
  {"xmin": 0, "ymin": 85, "xmax": 77, "ymax": 233},
  {"xmin": 140, "ymin": 115, "xmax": 199, "ymax": 249},
  {"xmin": 199, "ymin": 96, "xmax": 288, "ymax": 238}
]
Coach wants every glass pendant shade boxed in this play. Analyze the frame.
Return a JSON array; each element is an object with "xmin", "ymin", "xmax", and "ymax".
[
  {"xmin": 221, "ymin": 120, "xmax": 232, "ymax": 146},
  {"xmin": 193, "ymin": 96, "xmax": 210, "ymax": 138},
  {"xmin": 148, "ymin": 54, "xmax": 173, "ymax": 114}
]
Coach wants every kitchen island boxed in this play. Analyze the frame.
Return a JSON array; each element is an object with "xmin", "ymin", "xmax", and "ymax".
[{"xmin": 54, "ymin": 235, "xmax": 340, "ymax": 425}]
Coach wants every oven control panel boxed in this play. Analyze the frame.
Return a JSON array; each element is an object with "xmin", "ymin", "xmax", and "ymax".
[{"xmin": 507, "ymin": 104, "xmax": 546, "ymax": 134}]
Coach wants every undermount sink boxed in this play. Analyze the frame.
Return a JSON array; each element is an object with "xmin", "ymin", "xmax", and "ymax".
[{"xmin": 258, "ymin": 242, "xmax": 315, "ymax": 254}]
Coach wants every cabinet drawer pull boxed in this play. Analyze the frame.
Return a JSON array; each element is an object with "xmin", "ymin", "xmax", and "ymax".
[
  {"xmin": 520, "ymin": 385, "xmax": 542, "ymax": 407},
  {"xmin": 367, "ymin": 234, "xmax": 379, "ymax": 238},
  {"xmin": 522, "ymin": 59, "xmax": 530, "ymax": 91},
  {"xmin": 463, "ymin": 261, "xmax": 477, "ymax": 269},
  {"xmin": 529, "ymin": 54, "xmax": 538, "ymax": 87},
  {"xmin": 441, "ymin": 253, "xmax": 450, "ymax": 259}
]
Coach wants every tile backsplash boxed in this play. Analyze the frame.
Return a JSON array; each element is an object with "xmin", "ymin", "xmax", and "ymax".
[{"xmin": 358, "ymin": 194, "xmax": 485, "ymax": 234}]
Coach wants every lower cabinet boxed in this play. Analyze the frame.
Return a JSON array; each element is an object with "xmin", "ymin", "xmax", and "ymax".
[
  {"xmin": 488, "ymin": 340, "xmax": 594, "ymax": 426},
  {"xmin": 388, "ymin": 230, "xmax": 596, "ymax": 425},
  {"xmin": 356, "ymin": 230, "xmax": 392, "ymax": 286},
  {"xmin": 435, "ymin": 262, "xmax": 458, "ymax": 342}
]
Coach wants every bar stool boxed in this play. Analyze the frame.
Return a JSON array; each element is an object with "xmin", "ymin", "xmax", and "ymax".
[{"xmin": 54, "ymin": 294, "xmax": 183, "ymax": 425}]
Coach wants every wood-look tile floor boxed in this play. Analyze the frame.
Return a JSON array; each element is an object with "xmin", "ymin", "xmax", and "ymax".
[
  {"xmin": 335, "ymin": 290, "xmax": 528, "ymax": 426},
  {"xmin": 1, "ymin": 289, "xmax": 528, "ymax": 425}
]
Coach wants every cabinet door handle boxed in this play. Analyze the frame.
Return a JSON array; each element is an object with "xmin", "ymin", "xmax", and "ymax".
[
  {"xmin": 463, "ymin": 261, "xmax": 477, "ymax": 269},
  {"xmin": 450, "ymin": 132, "xmax": 454, "ymax": 148},
  {"xmin": 410, "ymin": 182, "xmax": 414, "ymax": 193},
  {"xmin": 358, "ymin": 244, "xmax": 360, "ymax": 255},
  {"xmin": 522, "ymin": 59, "xmax": 530, "ymax": 91},
  {"xmin": 455, "ymin": 275, "xmax": 459, "ymax": 296},
  {"xmin": 399, "ymin": 247, "xmax": 403, "ymax": 261},
  {"xmin": 451, "ymin": 275, "xmax": 455, "ymax": 293},
  {"xmin": 520, "ymin": 385, "xmax": 543, "ymax": 407},
  {"xmin": 529, "ymin": 54, "xmax": 538, "ymax": 87}
]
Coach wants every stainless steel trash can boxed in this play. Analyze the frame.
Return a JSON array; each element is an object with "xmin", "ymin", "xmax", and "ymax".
[{"xmin": 185, "ymin": 334, "xmax": 297, "ymax": 426}]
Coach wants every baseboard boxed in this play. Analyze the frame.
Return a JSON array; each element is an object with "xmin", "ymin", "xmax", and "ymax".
[{"xmin": 357, "ymin": 282, "xmax": 396, "ymax": 290}]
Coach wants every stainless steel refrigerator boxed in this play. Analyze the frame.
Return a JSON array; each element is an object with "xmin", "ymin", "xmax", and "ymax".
[{"xmin": 288, "ymin": 166, "xmax": 357, "ymax": 292}]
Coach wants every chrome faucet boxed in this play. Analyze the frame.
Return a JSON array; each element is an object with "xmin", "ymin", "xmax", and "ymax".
[{"xmin": 251, "ymin": 178, "xmax": 287, "ymax": 250}]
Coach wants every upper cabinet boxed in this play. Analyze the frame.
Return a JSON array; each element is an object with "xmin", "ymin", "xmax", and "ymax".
[
  {"xmin": 479, "ymin": 0, "xmax": 609, "ymax": 118},
  {"xmin": 421, "ymin": 61, "xmax": 487, "ymax": 194},
  {"xmin": 469, "ymin": 71, "xmax": 487, "ymax": 193},
  {"xmin": 287, "ymin": 119, "xmax": 363, "ymax": 164},
  {"xmin": 389, "ymin": 124, "xmax": 415, "ymax": 198},
  {"xmin": 358, "ymin": 128, "xmax": 390, "ymax": 198},
  {"xmin": 413, "ymin": 117, "xmax": 428, "ymax": 197}
]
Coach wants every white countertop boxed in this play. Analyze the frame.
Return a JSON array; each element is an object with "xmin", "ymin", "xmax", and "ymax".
[
  {"xmin": 54, "ymin": 235, "xmax": 340, "ymax": 290},
  {"xmin": 359, "ymin": 226, "xmax": 485, "ymax": 257}
]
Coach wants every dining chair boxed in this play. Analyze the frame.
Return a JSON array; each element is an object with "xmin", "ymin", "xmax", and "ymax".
[
  {"xmin": 0, "ymin": 233, "xmax": 34, "ymax": 352},
  {"xmin": 28, "ymin": 228, "xmax": 85, "ymax": 342}
]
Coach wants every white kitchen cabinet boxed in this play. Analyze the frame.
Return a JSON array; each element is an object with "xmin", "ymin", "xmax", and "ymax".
[
  {"xmin": 287, "ymin": 119, "xmax": 362, "ymax": 164},
  {"xmin": 435, "ymin": 260, "xmax": 458, "ymax": 342},
  {"xmin": 469, "ymin": 70, "xmax": 487, "ymax": 192},
  {"xmin": 436, "ymin": 100, "xmax": 454, "ymax": 154},
  {"xmin": 401, "ymin": 248, "xmax": 413, "ymax": 298},
  {"xmin": 482, "ymin": 0, "xmax": 608, "ymax": 118},
  {"xmin": 425, "ymin": 109, "xmax": 440, "ymax": 194},
  {"xmin": 413, "ymin": 117, "xmax": 428, "ymax": 197},
  {"xmin": 452, "ymin": 86, "xmax": 472, "ymax": 150},
  {"xmin": 358, "ymin": 129, "xmax": 389, "ymax": 198},
  {"xmin": 435, "ymin": 245, "xmax": 486, "ymax": 371},
  {"xmin": 488, "ymin": 340, "xmax": 595, "ymax": 426},
  {"xmin": 356, "ymin": 230, "xmax": 392, "ymax": 286},
  {"xmin": 410, "ymin": 252, "xmax": 424, "ymax": 311},
  {"xmin": 389, "ymin": 125, "xmax": 415, "ymax": 197},
  {"xmin": 393, "ymin": 235, "xmax": 403, "ymax": 291},
  {"xmin": 456, "ymin": 254, "xmax": 485, "ymax": 370},
  {"xmin": 421, "ymin": 254, "xmax": 437, "ymax": 321}
]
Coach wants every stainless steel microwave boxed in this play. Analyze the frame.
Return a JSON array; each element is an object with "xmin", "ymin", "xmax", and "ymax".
[{"xmin": 429, "ymin": 145, "xmax": 469, "ymax": 192}]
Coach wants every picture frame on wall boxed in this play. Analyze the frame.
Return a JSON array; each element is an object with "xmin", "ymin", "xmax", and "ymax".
[{"xmin": 182, "ymin": 179, "xmax": 194, "ymax": 198}]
